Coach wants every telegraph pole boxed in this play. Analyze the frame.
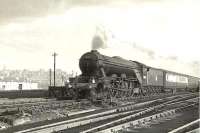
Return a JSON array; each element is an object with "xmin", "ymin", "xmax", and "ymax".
[
  {"xmin": 52, "ymin": 52, "xmax": 58, "ymax": 87},
  {"xmin": 49, "ymin": 68, "xmax": 52, "ymax": 86}
]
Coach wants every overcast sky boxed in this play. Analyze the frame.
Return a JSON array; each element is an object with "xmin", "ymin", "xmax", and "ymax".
[{"xmin": 0, "ymin": 0, "xmax": 199, "ymax": 77}]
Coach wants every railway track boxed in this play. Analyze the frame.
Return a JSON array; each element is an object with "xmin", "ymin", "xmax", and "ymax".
[
  {"xmin": 0, "ymin": 99, "xmax": 75, "ymax": 109},
  {"xmin": 0, "ymin": 92, "xmax": 193, "ymax": 112},
  {"xmin": 61, "ymin": 95, "xmax": 199, "ymax": 133},
  {"xmin": 0, "ymin": 98, "xmax": 93, "ymax": 128},
  {"xmin": 0, "ymin": 92, "xmax": 186, "ymax": 116},
  {"xmin": 0, "ymin": 99, "xmax": 92, "ymax": 114},
  {"xmin": 6, "ymin": 92, "xmax": 197, "ymax": 133},
  {"xmin": 84, "ymin": 97, "xmax": 199, "ymax": 133}
]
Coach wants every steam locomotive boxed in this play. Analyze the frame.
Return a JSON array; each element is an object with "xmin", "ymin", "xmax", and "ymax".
[{"xmin": 49, "ymin": 50, "xmax": 200, "ymax": 101}]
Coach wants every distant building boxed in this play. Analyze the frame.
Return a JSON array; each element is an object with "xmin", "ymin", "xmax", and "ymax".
[{"xmin": 0, "ymin": 82, "xmax": 38, "ymax": 90}]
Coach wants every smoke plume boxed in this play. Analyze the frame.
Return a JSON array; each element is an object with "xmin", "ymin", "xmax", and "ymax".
[
  {"xmin": 95, "ymin": 28, "xmax": 200, "ymax": 77},
  {"xmin": 91, "ymin": 35, "xmax": 106, "ymax": 50}
]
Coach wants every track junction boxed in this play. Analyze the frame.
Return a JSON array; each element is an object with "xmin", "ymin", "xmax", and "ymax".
[{"xmin": 1, "ymin": 92, "xmax": 198, "ymax": 133}]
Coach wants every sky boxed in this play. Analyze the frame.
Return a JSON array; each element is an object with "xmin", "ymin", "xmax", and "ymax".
[{"xmin": 0, "ymin": 0, "xmax": 199, "ymax": 77}]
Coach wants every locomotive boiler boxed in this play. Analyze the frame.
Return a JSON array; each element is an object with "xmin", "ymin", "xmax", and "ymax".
[{"xmin": 79, "ymin": 50, "xmax": 140, "ymax": 78}]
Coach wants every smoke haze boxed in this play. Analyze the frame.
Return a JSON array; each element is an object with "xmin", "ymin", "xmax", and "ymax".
[
  {"xmin": 95, "ymin": 26, "xmax": 200, "ymax": 77},
  {"xmin": 0, "ymin": 0, "xmax": 199, "ymax": 77}
]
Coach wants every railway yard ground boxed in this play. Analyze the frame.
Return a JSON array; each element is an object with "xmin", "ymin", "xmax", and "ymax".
[{"xmin": 0, "ymin": 92, "xmax": 199, "ymax": 133}]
